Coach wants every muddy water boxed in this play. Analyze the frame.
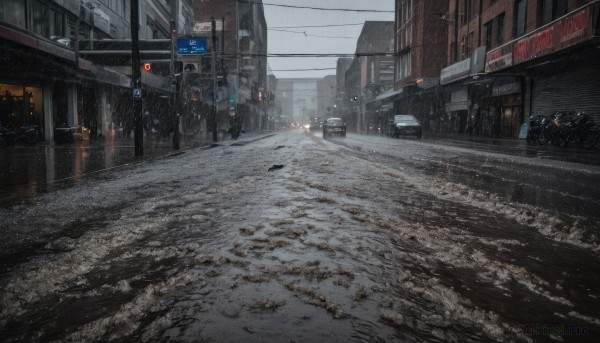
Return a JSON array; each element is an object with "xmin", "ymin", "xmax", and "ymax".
[{"xmin": 1, "ymin": 130, "xmax": 599, "ymax": 342}]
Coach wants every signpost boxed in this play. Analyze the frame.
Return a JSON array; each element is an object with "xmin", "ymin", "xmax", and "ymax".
[{"xmin": 177, "ymin": 37, "xmax": 208, "ymax": 55}]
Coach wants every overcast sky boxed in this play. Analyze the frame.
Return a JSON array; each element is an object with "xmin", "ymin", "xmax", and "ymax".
[{"xmin": 263, "ymin": 0, "xmax": 395, "ymax": 79}]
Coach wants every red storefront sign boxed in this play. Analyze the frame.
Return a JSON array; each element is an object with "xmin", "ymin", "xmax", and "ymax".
[
  {"xmin": 485, "ymin": 43, "xmax": 513, "ymax": 73},
  {"xmin": 513, "ymin": 25, "xmax": 554, "ymax": 64},
  {"xmin": 556, "ymin": 7, "xmax": 589, "ymax": 49},
  {"xmin": 485, "ymin": 6, "xmax": 591, "ymax": 72}
]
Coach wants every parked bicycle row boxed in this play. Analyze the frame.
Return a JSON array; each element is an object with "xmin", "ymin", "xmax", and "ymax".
[{"xmin": 527, "ymin": 111, "xmax": 600, "ymax": 150}]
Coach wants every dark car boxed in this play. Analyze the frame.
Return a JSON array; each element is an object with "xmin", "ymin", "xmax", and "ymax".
[
  {"xmin": 322, "ymin": 118, "xmax": 346, "ymax": 138},
  {"xmin": 389, "ymin": 114, "xmax": 422, "ymax": 139},
  {"xmin": 306, "ymin": 117, "xmax": 322, "ymax": 131}
]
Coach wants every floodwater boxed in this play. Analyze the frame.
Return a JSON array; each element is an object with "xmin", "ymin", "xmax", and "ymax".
[{"xmin": 1, "ymin": 129, "xmax": 599, "ymax": 342}]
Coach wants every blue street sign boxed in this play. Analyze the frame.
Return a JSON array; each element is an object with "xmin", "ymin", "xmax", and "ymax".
[
  {"xmin": 228, "ymin": 95, "xmax": 235, "ymax": 105},
  {"xmin": 177, "ymin": 37, "xmax": 208, "ymax": 55},
  {"xmin": 133, "ymin": 88, "xmax": 142, "ymax": 98}
]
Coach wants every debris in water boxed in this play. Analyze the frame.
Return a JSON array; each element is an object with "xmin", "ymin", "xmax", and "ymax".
[{"xmin": 268, "ymin": 164, "xmax": 284, "ymax": 171}]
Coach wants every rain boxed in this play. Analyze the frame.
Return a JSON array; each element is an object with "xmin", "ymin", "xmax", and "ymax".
[{"xmin": 1, "ymin": 0, "xmax": 600, "ymax": 342}]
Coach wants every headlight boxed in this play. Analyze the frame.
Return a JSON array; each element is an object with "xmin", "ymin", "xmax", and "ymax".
[{"xmin": 304, "ymin": 124, "xmax": 310, "ymax": 129}]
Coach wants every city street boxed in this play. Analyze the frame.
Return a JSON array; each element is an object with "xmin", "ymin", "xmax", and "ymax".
[{"xmin": 1, "ymin": 129, "xmax": 599, "ymax": 342}]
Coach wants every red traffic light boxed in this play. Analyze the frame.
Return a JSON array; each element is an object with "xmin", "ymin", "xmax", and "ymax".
[{"xmin": 143, "ymin": 63, "xmax": 151, "ymax": 71}]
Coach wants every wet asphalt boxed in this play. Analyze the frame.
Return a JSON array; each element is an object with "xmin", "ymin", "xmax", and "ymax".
[{"xmin": 0, "ymin": 129, "xmax": 599, "ymax": 342}]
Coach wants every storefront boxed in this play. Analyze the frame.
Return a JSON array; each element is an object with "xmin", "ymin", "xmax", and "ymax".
[
  {"xmin": 0, "ymin": 83, "xmax": 44, "ymax": 137},
  {"xmin": 484, "ymin": 1, "xmax": 600, "ymax": 127},
  {"xmin": 530, "ymin": 60, "xmax": 600, "ymax": 123},
  {"xmin": 439, "ymin": 47, "xmax": 486, "ymax": 134},
  {"xmin": 488, "ymin": 77, "xmax": 523, "ymax": 138}
]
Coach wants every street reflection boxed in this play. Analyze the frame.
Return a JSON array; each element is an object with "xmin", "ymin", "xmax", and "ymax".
[{"xmin": 0, "ymin": 138, "xmax": 208, "ymax": 205}]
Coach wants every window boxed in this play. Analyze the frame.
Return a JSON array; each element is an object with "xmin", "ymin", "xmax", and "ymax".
[
  {"xmin": 396, "ymin": 52, "xmax": 411, "ymax": 80},
  {"xmin": 467, "ymin": 32, "xmax": 474, "ymax": 54},
  {"xmin": 484, "ymin": 21, "xmax": 493, "ymax": 50},
  {"xmin": 497, "ymin": 13, "xmax": 505, "ymax": 45},
  {"xmin": 32, "ymin": 0, "xmax": 49, "ymax": 37},
  {"xmin": 3, "ymin": 0, "xmax": 27, "ymax": 28},
  {"xmin": 538, "ymin": 0, "xmax": 569, "ymax": 26},
  {"xmin": 49, "ymin": 9, "xmax": 64, "ymax": 37},
  {"xmin": 515, "ymin": 0, "xmax": 527, "ymax": 37},
  {"xmin": 450, "ymin": 42, "xmax": 457, "ymax": 63}
]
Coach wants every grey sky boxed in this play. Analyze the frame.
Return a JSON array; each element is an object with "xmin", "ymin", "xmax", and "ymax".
[{"xmin": 264, "ymin": 0, "xmax": 395, "ymax": 79}]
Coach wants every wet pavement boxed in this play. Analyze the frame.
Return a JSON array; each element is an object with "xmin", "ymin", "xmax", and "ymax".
[
  {"xmin": 0, "ymin": 134, "xmax": 225, "ymax": 206},
  {"xmin": 1, "ymin": 129, "xmax": 599, "ymax": 342}
]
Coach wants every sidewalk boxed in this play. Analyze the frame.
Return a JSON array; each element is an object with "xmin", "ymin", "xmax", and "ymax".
[
  {"xmin": 0, "ymin": 132, "xmax": 241, "ymax": 204},
  {"xmin": 422, "ymin": 132, "xmax": 600, "ymax": 166}
]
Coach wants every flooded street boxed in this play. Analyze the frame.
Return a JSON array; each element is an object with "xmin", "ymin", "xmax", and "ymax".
[{"xmin": 1, "ymin": 129, "xmax": 599, "ymax": 342}]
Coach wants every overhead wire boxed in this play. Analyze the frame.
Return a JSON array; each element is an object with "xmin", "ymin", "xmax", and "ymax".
[
  {"xmin": 238, "ymin": 1, "xmax": 395, "ymax": 13},
  {"xmin": 270, "ymin": 23, "xmax": 365, "ymax": 29}
]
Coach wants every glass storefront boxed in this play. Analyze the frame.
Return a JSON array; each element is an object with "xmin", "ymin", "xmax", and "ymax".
[{"xmin": 0, "ymin": 83, "xmax": 44, "ymax": 133}]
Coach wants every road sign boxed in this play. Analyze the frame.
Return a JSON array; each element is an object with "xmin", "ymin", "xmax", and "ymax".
[
  {"xmin": 133, "ymin": 88, "xmax": 142, "ymax": 98},
  {"xmin": 193, "ymin": 21, "xmax": 223, "ymax": 33},
  {"xmin": 177, "ymin": 38, "xmax": 208, "ymax": 55}
]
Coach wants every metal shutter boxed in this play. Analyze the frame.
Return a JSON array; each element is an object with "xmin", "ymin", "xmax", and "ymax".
[{"xmin": 531, "ymin": 64, "xmax": 600, "ymax": 123}]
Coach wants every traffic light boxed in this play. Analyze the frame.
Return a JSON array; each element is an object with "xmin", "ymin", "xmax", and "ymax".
[{"xmin": 143, "ymin": 63, "xmax": 151, "ymax": 71}]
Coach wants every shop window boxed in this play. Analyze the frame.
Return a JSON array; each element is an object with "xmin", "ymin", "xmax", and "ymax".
[
  {"xmin": 0, "ymin": 84, "xmax": 43, "ymax": 129},
  {"xmin": 514, "ymin": 0, "xmax": 527, "ymax": 38}
]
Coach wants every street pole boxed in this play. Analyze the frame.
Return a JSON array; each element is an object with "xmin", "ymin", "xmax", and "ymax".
[
  {"xmin": 170, "ymin": 19, "xmax": 180, "ymax": 150},
  {"xmin": 211, "ymin": 18, "xmax": 218, "ymax": 142},
  {"xmin": 131, "ymin": 0, "xmax": 143, "ymax": 156},
  {"xmin": 235, "ymin": 0, "xmax": 240, "ymax": 128}
]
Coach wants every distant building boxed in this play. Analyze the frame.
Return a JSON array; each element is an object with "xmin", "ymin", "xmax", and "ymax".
[
  {"xmin": 344, "ymin": 21, "xmax": 395, "ymax": 132},
  {"xmin": 188, "ymin": 0, "xmax": 268, "ymax": 132},
  {"xmin": 317, "ymin": 76, "xmax": 337, "ymax": 118}
]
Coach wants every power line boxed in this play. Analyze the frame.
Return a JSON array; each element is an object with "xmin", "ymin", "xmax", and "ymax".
[
  {"xmin": 271, "ymin": 67, "xmax": 337, "ymax": 71},
  {"xmin": 223, "ymin": 53, "xmax": 394, "ymax": 58},
  {"xmin": 269, "ymin": 29, "xmax": 358, "ymax": 39},
  {"xmin": 270, "ymin": 23, "xmax": 365, "ymax": 29},
  {"xmin": 238, "ymin": 1, "xmax": 394, "ymax": 13}
]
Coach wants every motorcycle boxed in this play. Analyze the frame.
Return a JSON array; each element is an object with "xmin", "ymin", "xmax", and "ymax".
[
  {"xmin": 526, "ymin": 114, "xmax": 545, "ymax": 143},
  {"xmin": 0, "ymin": 125, "xmax": 39, "ymax": 147},
  {"xmin": 554, "ymin": 112, "xmax": 599, "ymax": 149}
]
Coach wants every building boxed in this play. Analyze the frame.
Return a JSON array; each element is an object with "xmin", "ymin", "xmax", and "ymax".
[
  {"xmin": 345, "ymin": 21, "xmax": 395, "ymax": 132},
  {"xmin": 360, "ymin": 1, "xmax": 449, "ymax": 135},
  {"xmin": 317, "ymin": 75, "xmax": 337, "ymax": 118},
  {"xmin": 187, "ymin": 0, "xmax": 268, "ymax": 133},
  {"xmin": 441, "ymin": 0, "xmax": 600, "ymax": 137},
  {"xmin": 0, "ymin": 0, "xmax": 191, "ymax": 142},
  {"xmin": 334, "ymin": 58, "xmax": 353, "ymax": 119}
]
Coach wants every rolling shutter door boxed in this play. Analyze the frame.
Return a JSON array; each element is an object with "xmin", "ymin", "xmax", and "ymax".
[{"xmin": 531, "ymin": 64, "xmax": 600, "ymax": 123}]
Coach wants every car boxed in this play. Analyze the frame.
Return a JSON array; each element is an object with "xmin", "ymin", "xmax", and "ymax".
[
  {"xmin": 322, "ymin": 118, "xmax": 346, "ymax": 138},
  {"xmin": 307, "ymin": 117, "xmax": 322, "ymax": 131},
  {"xmin": 389, "ymin": 114, "xmax": 422, "ymax": 139}
]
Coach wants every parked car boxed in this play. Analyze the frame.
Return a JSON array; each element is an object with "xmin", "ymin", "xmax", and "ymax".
[
  {"xmin": 322, "ymin": 118, "xmax": 346, "ymax": 138},
  {"xmin": 389, "ymin": 114, "xmax": 422, "ymax": 139}
]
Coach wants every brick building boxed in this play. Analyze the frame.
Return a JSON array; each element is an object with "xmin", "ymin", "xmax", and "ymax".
[
  {"xmin": 184, "ymin": 0, "xmax": 268, "ymax": 132},
  {"xmin": 441, "ymin": 0, "xmax": 600, "ymax": 137}
]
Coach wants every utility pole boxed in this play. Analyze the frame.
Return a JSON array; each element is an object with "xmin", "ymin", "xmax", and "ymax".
[
  {"xmin": 131, "ymin": 0, "xmax": 143, "ymax": 156},
  {"xmin": 170, "ymin": 19, "xmax": 180, "ymax": 149},
  {"xmin": 235, "ymin": 0, "xmax": 240, "ymax": 129},
  {"xmin": 211, "ymin": 17, "xmax": 218, "ymax": 142}
]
